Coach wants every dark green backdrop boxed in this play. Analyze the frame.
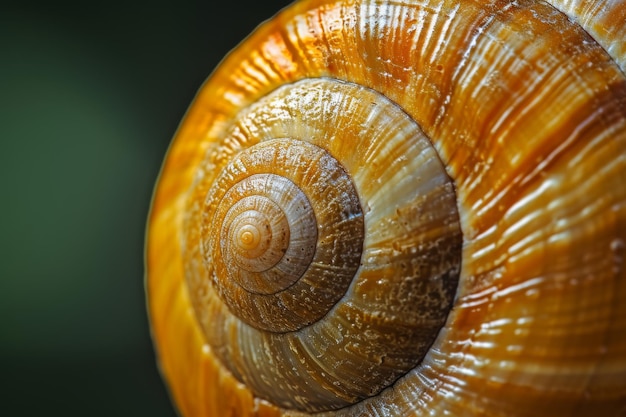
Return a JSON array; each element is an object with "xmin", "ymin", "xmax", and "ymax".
[{"xmin": 0, "ymin": 1, "xmax": 291, "ymax": 415}]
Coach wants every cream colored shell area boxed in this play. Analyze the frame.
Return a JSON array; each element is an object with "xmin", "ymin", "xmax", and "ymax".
[{"xmin": 146, "ymin": 0, "xmax": 626, "ymax": 416}]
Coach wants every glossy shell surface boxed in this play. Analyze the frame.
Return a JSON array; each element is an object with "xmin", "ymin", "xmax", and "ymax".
[{"xmin": 146, "ymin": 0, "xmax": 626, "ymax": 416}]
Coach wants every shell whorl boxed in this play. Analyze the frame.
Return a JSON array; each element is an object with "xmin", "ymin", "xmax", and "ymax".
[
  {"xmin": 199, "ymin": 139, "xmax": 363, "ymax": 333},
  {"xmin": 146, "ymin": 0, "xmax": 626, "ymax": 416},
  {"xmin": 183, "ymin": 78, "xmax": 462, "ymax": 410}
]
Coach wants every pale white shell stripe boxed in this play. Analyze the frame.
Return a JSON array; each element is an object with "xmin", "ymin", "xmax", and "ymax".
[{"xmin": 550, "ymin": 0, "xmax": 626, "ymax": 73}]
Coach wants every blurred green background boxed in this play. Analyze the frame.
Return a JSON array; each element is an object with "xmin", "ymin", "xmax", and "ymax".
[{"xmin": 0, "ymin": 0, "xmax": 291, "ymax": 415}]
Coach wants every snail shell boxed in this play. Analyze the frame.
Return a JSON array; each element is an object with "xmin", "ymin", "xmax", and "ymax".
[{"xmin": 146, "ymin": 0, "xmax": 626, "ymax": 416}]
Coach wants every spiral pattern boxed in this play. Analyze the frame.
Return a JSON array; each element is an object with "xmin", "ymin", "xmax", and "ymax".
[
  {"xmin": 200, "ymin": 139, "xmax": 365, "ymax": 332},
  {"xmin": 178, "ymin": 78, "xmax": 463, "ymax": 411},
  {"xmin": 147, "ymin": 0, "xmax": 626, "ymax": 416},
  {"xmin": 215, "ymin": 174, "xmax": 316, "ymax": 292},
  {"xmin": 214, "ymin": 174, "xmax": 315, "ymax": 292}
]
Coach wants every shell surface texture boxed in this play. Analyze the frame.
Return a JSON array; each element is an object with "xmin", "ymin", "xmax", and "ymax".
[{"xmin": 146, "ymin": 0, "xmax": 626, "ymax": 416}]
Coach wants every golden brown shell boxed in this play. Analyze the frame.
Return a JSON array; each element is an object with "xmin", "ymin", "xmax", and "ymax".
[{"xmin": 146, "ymin": 0, "xmax": 626, "ymax": 415}]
